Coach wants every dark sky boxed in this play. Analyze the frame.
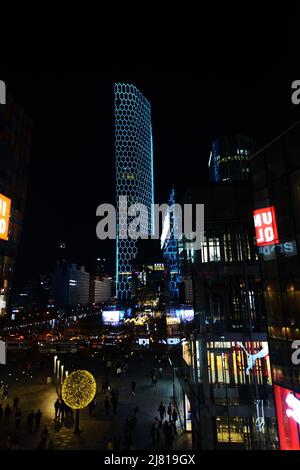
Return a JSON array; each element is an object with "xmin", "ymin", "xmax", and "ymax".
[{"xmin": 0, "ymin": 24, "xmax": 298, "ymax": 284}]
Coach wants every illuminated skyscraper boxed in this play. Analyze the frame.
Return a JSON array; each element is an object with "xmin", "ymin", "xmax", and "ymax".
[
  {"xmin": 115, "ymin": 84, "xmax": 154, "ymax": 302},
  {"xmin": 208, "ymin": 134, "xmax": 255, "ymax": 183}
]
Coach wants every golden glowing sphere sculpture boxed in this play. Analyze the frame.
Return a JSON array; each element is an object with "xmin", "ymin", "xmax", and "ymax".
[{"xmin": 62, "ymin": 370, "xmax": 96, "ymax": 409}]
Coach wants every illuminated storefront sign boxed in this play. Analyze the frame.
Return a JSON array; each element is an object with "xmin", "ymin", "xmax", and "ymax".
[
  {"xmin": 253, "ymin": 206, "xmax": 279, "ymax": 246},
  {"xmin": 274, "ymin": 384, "xmax": 300, "ymax": 450},
  {"xmin": 258, "ymin": 240, "xmax": 296, "ymax": 259},
  {"xmin": 0, "ymin": 193, "xmax": 11, "ymax": 241}
]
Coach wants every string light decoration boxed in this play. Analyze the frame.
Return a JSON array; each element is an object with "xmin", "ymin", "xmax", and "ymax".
[{"xmin": 62, "ymin": 370, "xmax": 96, "ymax": 410}]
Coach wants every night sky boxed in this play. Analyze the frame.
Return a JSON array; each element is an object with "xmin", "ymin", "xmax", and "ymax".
[{"xmin": 0, "ymin": 24, "xmax": 298, "ymax": 285}]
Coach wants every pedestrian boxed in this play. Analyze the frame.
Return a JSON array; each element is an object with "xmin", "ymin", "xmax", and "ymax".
[
  {"xmin": 0, "ymin": 403, "xmax": 3, "ymax": 419},
  {"xmin": 5, "ymin": 403, "xmax": 11, "ymax": 421},
  {"xmin": 104, "ymin": 397, "xmax": 110, "ymax": 416},
  {"xmin": 13, "ymin": 396, "xmax": 19, "ymax": 415},
  {"xmin": 167, "ymin": 403, "xmax": 172, "ymax": 421},
  {"xmin": 158, "ymin": 402, "xmax": 166, "ymax": 424},
  {"xmin": 116, "ymin": 366, "xmax": 122, "ymax": 380},
  {"xmin": 172, "ymin": 408, "xmax": 178, "ymax": 434},
  {"xmin": 41, "ymin": 425, "xmax": 49, "ymax": 443},
  {"xmin": 54, "ymin": 398, "xmax": 60, "ymax": 421},
  {"xmin": 27, "ymin": 410, "xmax": 35, "ymax": 433},
  {"xmin": 131, "ymin": 381, "xmax": 136, "ymax": 396},
  {"xmin": 113, "ymin": 433, "xmax": 121, "ymax": 451},
  {"xmin": 35, "ymin": 409, "xmax": 42, "ymax": 432},
  {"xmin": 15, "ymin": 408, "xmax": 22, "ymax": 430}
]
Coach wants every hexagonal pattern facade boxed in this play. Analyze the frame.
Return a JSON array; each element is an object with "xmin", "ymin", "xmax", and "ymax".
[{"xmin": 115, "ymin": 84, "xmax": 154, "ymax": 302}]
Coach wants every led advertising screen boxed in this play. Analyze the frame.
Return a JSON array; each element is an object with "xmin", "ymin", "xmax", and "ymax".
[
  {"xmin": 274, "ymin": 384, "xmax": 300, "ymax": 450},
  {"xmin": 0, "ymin": 193, "xmax": 11, "ymax": 241},
  {"xmin": 253, "ymin": 206, "xmax": 279, "ymax": 247},
  {"xmin": 102, "ymin": 310, "xmax": 123, "ymax": 324},
  {"xmin": 175, "ymin": 309, "xmax": 194, "ymax": 322}
]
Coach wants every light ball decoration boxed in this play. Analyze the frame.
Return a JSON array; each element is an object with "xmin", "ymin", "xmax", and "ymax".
[{"xmin": 62, "ymin": 370, "xmax": 96, "ymax": 410}]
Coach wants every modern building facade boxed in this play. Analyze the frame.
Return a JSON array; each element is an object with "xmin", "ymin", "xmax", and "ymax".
[
  {"xmin": 174, "ymin": 182, "xmax": 278, "ymax": 450},
  {"xmin": 115, "ymin": 83, "xmax": 154, "ymax": 303},
  {"xmin": 209, "ymin": 134, "xmax": 255, "ymax": 183},
  {"xmin": 0, "ymin": 95, "xmax": 32, "ymax": 316},
  {"xmin": 90, "ymin": 275, "xmax": 113, "ymax": 305},
  {"xmin": 250, "ymin": 121, "xmax": 300, "ymax": 450},
  {"xmin": 53, "ymin": 262, "xmax": 90, "ymax": 310}
]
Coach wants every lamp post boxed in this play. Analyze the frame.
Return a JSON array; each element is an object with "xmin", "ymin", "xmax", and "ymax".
[
  {"xmin": 60, "ymin": 364, "xmax": 64, "ymax": 384},
  {"xmin": 56, "ymin": 360, "xmax": 60, "ymax": 380},
  {"xmin": 53, "ymin": 356, "xmax": 58, "ymax": 375}
]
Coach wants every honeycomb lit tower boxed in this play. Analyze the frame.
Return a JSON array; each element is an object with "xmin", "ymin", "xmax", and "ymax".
[{"xmin": 115, "ymin": 84, "xmax": 154, "ymax": 303}]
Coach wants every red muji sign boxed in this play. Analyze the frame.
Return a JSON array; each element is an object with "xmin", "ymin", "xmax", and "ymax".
[{"xmin": 253, "ymin": 206, "xmax": 279, "ymax": 246}]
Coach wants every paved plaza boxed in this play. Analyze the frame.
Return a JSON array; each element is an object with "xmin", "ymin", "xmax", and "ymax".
[{"xmin": 0, "ymin": 349, "xmax": 192, "ymax": 450}]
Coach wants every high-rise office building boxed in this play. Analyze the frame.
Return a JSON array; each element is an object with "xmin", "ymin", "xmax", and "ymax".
[
  {"xmin": 209, "ymin": 134, "xmax": 255, "ymax": 183},
  {"xmin": 0, "ymin": 94, "xmax": 32, "ymax": 316},
  {"xmin": 115, "ymin": 83, "xmax": 154, "ymax": 303},
  {"xmin": 250, "ymin": 122, "xmax": 300, "ymax": 450}
]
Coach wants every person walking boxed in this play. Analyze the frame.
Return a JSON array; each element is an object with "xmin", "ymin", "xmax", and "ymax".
[
  {"xmin": 158, "ymin": 402, "xmax": 166, "ymax": 424},
  {"xmin": 4, "ymin": 403, "xmax": 11, "ymax": 421},
  {"xmin": 27, "ymin": 410, "xmax": 35, "ymax": 433},
  {"xmin": 35, "ymin": 409, "xmax": 42, "ymax": 432},
  {"xmin": 13, "ymin": 396, "xmax": 19, "ymax": 415},
  {"xmin": 172, "ymin": 408, "xmax": 178, "ymax": 434},
  {"xmin": 41, "ymin": 425, "xmax": 49, "ymax": 443},
  {"xmin": 104, "ymin": 397, "xmax": 110, "ymax": 416},
  {"xmin": 54, "ymin": 398, "xmax": 60, "ymax": 421},
  {"xmin": 167, "ymin": 403, "xmax": 172, "ymax": 422},
  {"xmin": 15, "ymin": 408, "xmax": 22, "ymax": 430},
  {"xmin": 131, "ymin": 381, "xmax": 136, "ymax": 396}
]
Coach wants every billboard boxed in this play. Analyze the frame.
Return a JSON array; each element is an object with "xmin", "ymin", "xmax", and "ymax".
[
  {"xmin": 0, "ymin": 193, "xmax": 11, "ymax": 241},
  {"xmin": 274, "ymin": 384, "xmax": 300, "ymax": 450},
  {"xmin": 175, "ymin": 309, "xmax": 194, "ymax": 322},
  {"xmin": 253, "ymin": 206, "xmax": 279, "ymax": 247},
  {"xmin": 102, "ymin": 310, "xmax": 123, "ymax": 324}
]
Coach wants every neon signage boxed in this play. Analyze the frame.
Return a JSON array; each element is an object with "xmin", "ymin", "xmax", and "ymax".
[
  {"xmin": 253, "ymin": 206, "xmax": 279, "ymax": 246},
  {"xmin": 274, "ymin": 384, "xmax": 300, "ymax": 450},
  {"xmin": 0, "ymin": 193, "xmax": 11, "ymax": 241}
]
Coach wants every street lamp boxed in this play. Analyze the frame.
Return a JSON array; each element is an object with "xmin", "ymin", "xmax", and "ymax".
[
  {"xmin": 56, "ymin": 360, "xmax": 60, "ymax": 380},
  {"xmin": 60, "ymin": 364, "xmax": 64, "ymax": 383},
  {"xmin": 54, "ymin": 355, "xmax": 58, "ymax": 374}
]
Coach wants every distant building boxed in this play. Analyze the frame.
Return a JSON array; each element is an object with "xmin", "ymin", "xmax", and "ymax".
[
  {"xmin": 209, "ymin": 134, "xmax": 255, "ymax": 183},
  {"xmin": 0, "ymin": 94, "xmax": 32, "ymax": 316},
  {"xmin": 53, "ymin": 262, "xmax": 90, "ymax": 309},
  {"xmin": 90, "ymin": 275, "xmax": 113, "ymax": 304}
]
